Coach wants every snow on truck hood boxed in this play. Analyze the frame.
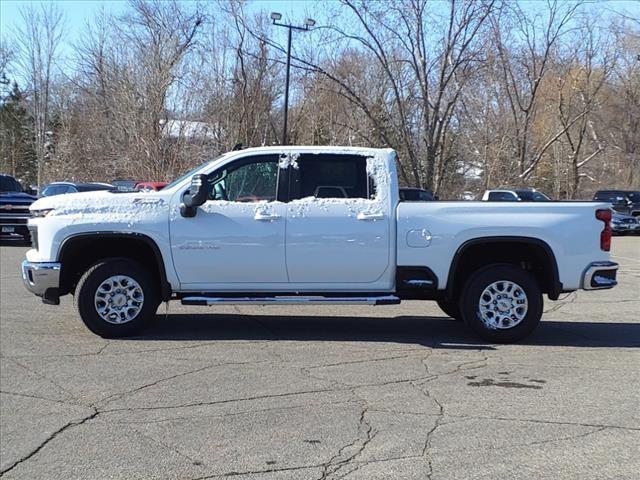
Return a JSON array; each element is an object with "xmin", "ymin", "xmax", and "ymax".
[{"xmin": 30, "ymin": 190, "xmax": 169, "ymax": 226}]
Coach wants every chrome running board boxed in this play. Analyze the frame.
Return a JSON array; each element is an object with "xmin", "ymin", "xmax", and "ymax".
[{"xmin": 181, "ymin": 295, "xmax": 401, "ymax": 306}]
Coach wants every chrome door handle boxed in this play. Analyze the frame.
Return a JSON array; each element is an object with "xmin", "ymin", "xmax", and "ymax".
[
  {"xmin": 357, "ymin": 212, "xmax": 384, "ymax": 221},
  {"xmin": 254, "ymin": 212, "xmax": 280, "ymax": 221}
]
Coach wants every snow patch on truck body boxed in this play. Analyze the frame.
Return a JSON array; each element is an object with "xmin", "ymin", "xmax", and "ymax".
[{"xmin": 27, "ymin": 190, "xmax": 172, "ymax": 268}]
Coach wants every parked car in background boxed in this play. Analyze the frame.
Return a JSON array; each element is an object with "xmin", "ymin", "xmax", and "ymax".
[
  {"xmin": 1, "ymin": 174, "xmax": 37, "ymax": 242},
  {"xmin": 460, "ymin": 191, "xmax": 476, "ymax": 201},
  {"xmin": 41, "ymin": 182, "xmax": 114, "ymax": 197},
  {"xmin": 135, "ymin": 182, "xmax": 168, "ymax": 192},
  {"xmin": 610, "ymin": 208, "xmax": 640, "ymax": 235},
  {"xmin": 482, "ymin": 189, "xmax": 551, "ymax": 202},
  {"xmin": 111, "ymin": 180, "xmax": 137, "ymax": 192},
  {"xmin": 399, "ymin": 187, "xmax": 436, "ymax": 201},
  {"xmin": 593, "ymin": 190, "xmax": 640, "ymax": 217}
]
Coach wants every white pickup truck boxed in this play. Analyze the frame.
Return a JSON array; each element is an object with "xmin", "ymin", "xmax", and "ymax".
[{"xmin": 22, "ymin": 146, "xmax": 618, "ymax": 342}]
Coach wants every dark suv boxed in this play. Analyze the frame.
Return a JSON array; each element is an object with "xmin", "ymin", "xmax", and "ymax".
[
  {"xmin": 593, "ymin": 190, "xmax": 640, "ymax": 217},
  {"xmin": 0, "ymin": 174, "xmax": 37, "ymax": 242}
]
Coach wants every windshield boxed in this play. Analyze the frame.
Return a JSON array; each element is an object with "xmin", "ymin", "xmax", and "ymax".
[
  {"xmin": 516, "ymin": 190, "xmax": 550, "ymax": 201},
  {"xmin": 0, "ymin": 176, "xmax": 23, "ymax": 193},
  {"xmin": 164, "ymin": 155, "xmax": 225, "ymax": 190}
]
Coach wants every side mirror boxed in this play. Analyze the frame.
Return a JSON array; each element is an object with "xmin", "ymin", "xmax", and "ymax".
[{"xmin": 181, "ymin": 174, "xmax": 208, "ymax": 217}]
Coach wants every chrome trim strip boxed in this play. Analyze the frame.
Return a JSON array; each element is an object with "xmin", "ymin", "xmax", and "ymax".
[
  {"xmin": 582, "ymin": 261, "xmax": 618, "ymax": 290},
  {"xmin": 181, "ymin": 295, "xmax": 400, "ymax": 306},
  {"xmin": 402, "ymin": 279, "xmax": 434, "ymax": 286}
]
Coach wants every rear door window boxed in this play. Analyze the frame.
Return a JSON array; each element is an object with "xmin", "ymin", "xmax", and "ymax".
[{"xmin": 290, "ymin": 154, "xmax": 371, "ymax": 200}]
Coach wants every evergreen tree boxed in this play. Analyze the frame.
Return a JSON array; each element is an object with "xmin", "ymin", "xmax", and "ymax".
[{"xmin": 0, "ymin": 82, "xmax": 37, "ymax": 186}]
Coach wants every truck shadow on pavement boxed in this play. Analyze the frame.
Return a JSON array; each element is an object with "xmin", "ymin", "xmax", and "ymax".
[{"xmin": 135, "ymin": 313, "xmax": 640, "ymax": 349}]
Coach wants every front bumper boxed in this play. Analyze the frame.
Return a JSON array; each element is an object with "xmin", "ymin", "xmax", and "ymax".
[
  {"xmin": 582, "ymin": 261, "xmax": 618, "ymax": 290},
  {"xmin": 21, "ymin": 260, "xmax": 61, "ymax": 304},
  {"xmin": 0, "ymin": 218, "xmax": 30, "ymax": 238}
]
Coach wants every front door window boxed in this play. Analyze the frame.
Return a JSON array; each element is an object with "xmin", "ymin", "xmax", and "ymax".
[{"xmin": 210, "ymin": 158, "xmax": 279, "ymax": 203}]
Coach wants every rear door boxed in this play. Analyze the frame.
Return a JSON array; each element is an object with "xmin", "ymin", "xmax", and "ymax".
[{"xmin": 285, "ymin": 153, "xmax": 391, "ymax": 286}]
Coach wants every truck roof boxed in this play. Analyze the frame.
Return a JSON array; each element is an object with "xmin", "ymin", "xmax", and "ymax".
[{"xmin": 231, "ymin": 145, "xmax": 395, "ymax": 157}]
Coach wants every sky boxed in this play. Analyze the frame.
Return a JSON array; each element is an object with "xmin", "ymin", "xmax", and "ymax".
[
  {"xmin": 1, "ymin": 0, "xmax": 321, "ymax": 45},
  {"xmin": 2, "ymin": 0, "xmax": 638, "ymax": 47},
  {"xmin": 1, "ymin": 0, "xmax": 638, "ymax": 78}
]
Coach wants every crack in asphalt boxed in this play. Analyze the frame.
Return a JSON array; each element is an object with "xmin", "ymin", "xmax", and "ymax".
[
  {"xmin": 1, "ymin": 352, "xmax": 637, "ymax": 479},
  {"xmin": 109, "ymin": 399, "xmax": 362, "ymax": 426},
  {"xmin": 101, "ymin": 386, "xmax": 346, "ymax": 413},
  {"xmin": 188, "ymin": 463, "xmax": 324, "ymax": 479},
  {"xmin": 316, "ymin": 402, "xmax": 374, "ymax": 480},
  {"xmin": 0, "ymin": 408, "xmax": 100, "ymax": 477},
  {"xmin": 0, "ymin": 390, "xmax": 83, "ymax": 408},
  {"xmin": 1, "ymin": 332, "xmax": 636, "ymax": 478},
  {"xmin": 99, "ymin": 373, "xmax": 449, "ymax": 414},
  {"xmin": 445, "ymin": 413, "xmax": 640, "ymax": 432},
  {"xmin": 3, "ymin": 357, "xmax": 80, "ymax": 404},
  {"xmin": 307, "ymin": 352, "xmax": 424, "ymax": 370},
  {"xmin": 96, "ymin": 360, "xmax": 268, "ymax": 407},
  {"xmin": 131, "ymin": 426, "xmax": 208, "ymax": 470}
]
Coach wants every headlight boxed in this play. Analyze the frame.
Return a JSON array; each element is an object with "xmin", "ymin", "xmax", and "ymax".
[{"xmin": 31, "ymin": 209, "xmax": 55, "ymax": 218}]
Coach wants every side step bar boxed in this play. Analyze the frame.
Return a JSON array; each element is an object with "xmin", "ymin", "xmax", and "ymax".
[{"xmin": 181, "ymin": 295, "xmax": 401, "ymax": 306}]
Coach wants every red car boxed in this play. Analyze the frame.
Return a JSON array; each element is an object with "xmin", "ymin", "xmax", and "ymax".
[{"xmin": 134, "ymin": 182, "xmax": 168, "ymax": 192}]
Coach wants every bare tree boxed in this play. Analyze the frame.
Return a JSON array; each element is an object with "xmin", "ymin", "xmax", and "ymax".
[
  {"xmin": 3, "ymin": 0, "xmax": 637, "ymax": 196},
  {"xmin": 14, "ymin": 3, "xmax": 65, "ymax": 189},
  {"xmin": 490, "ymin": 1, "xmax": 584, "ymax": 183},
  {"xmin": 553, "ymin": 14, "xmax": 616, "ymax": 198}
]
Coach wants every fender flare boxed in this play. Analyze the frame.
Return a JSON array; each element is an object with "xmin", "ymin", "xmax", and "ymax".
[
  {"xmin": 446, "ymin": 236, "xmax": 562, "ymax": 300},
  {"xmin": 58, "ymin": 232, "xmax": 172, "ymax": 301}
]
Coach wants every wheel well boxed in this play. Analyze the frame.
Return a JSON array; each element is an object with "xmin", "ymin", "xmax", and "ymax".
[
  {"xmin": 447, "ymin": 238, "xmax": 561, "ymax": 300},
  {"xmin": 58, "ymin": 234, "xmax": 170, "ymax": 300}
]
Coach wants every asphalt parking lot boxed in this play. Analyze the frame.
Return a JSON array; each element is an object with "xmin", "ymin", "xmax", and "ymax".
[{"xmin": 0, "ymin": 239, "xmax": 639, "ymax": 480}]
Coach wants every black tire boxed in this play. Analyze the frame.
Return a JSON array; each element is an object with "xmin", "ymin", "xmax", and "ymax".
[
  {"xmin": 75, "ymin": 258, "xmax": 159, "ymax": 338},
  {"xmin": 460, "ymin": 264, "xmax": 543, "ymax": 343},
  {"xmin": 437, "ymin": 299, "xmax": 462, "ymax": 320}
]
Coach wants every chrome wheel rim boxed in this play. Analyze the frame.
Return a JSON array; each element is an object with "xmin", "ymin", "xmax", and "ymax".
[
  {"xmin": 94, "ymin": 275, "xmax": 144, "ymax": 324},
  {"xmin": 477, "ymin": 280, "xmax": 528, "ymax": 330}
]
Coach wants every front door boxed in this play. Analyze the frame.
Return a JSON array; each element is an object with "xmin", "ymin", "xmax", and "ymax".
[
  {"xmin": 285, "ymin": 153, "xmax": 391, "ymax": 286},
  {"xmin": 170, "ymin": 154, "xmax": 288, "ymax": 289}
]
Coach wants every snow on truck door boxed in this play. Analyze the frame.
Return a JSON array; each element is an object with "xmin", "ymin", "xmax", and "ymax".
[
  {"xmin": 284, "ymin": 153, "xmax": 391, "ymax": 284},
  {"xmin": 169, "ymin": 154, "xmax": 288, "ymax": 287}
]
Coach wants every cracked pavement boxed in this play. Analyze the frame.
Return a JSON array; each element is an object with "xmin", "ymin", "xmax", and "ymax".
[{"xmin": 1, "ymin": 239, "xmax": 639, "ymax": 479}]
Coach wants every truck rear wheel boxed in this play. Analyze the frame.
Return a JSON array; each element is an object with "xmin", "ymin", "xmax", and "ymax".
[
  {"xmin": 460, "ymin": 264, "xmax": 542, "ymax": 343},
  {"xmin": 75, "ymin": 258, "xmax": 159, "ymax": 338}
]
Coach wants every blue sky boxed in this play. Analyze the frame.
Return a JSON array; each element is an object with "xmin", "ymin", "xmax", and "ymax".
[
  {"xmin": 2, "ymin": 0, "xmax": 638, "ymax": 65},
  {"xmin": 1, "ymin": 0, "xmax": 322, "ymax": 44}
]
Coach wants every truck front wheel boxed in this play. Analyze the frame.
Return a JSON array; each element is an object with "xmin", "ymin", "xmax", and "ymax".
[
  {"xmin": 436, "ymin": 299, "xmax": 461, "ymax": 320},
  {"xmin": 460, "ymin": 264, "xmax": 542, "ymax": 343},
  {"xmin": 75, "ymin": 258, "xmax": 159, "ymax": 338}
]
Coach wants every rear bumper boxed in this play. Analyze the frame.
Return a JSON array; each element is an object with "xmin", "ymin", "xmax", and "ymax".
[
  {"xmin": 581, "ymin": 261, "xmax": 618, "ymax": 290},
  {"xmin": 21, "ymin": 260, "xmax": 61, "ymax": 304}
]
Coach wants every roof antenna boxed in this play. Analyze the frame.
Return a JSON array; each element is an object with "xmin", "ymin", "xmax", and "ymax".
[{"xmin": 232, "ymin": 143, "xmax": 244, "ymax": 151}]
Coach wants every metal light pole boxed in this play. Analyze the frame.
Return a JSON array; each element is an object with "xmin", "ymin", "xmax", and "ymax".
[{"xmin": 270, "ymin": 12, "xmax": 315, "ymax": 145}]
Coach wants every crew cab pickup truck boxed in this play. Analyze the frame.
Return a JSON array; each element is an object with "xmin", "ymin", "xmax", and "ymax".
[{"xmin": 21, "ymin": 146, "xmax": 619, "ymax": 342}]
